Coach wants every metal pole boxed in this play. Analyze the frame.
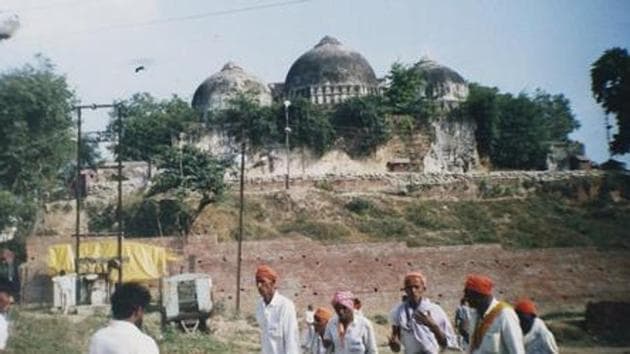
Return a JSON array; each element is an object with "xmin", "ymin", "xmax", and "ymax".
[
  {"xmin": 235, "ymin": 128, "xmax": 245, "ymax": 313},
  {"xmin": 74, "ymin": 107, "xmax": 82, "ymax": 303},
  {"xmin": 117, "ymin": 106, "xmax": 124, "ymax": 285},
  {"xmin": 284, "ymin": 100, "xmax": 291, "ymax": 190}
]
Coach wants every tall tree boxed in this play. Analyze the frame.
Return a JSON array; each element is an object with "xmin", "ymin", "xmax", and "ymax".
[
  {"xmin": 591, "ymin": 47, "xmax": 630, "ymax": 155},
  {"xmin": 332, "ymin": 95, "xmax": 391, "ymax": 157},
  {"xmin": 384, "ymin": 62, "xmax": 425, "ymax": 115},
  {"xmin": 285, "ymin": 98, "xmax": 335, "ymax": 156},
  {"xmin": 107, "ymin": 93, "xmax": 198, "ymax": 176},
  {"xmin": 0, "ymin": 55, "xmax": 75, "ymax": 198},
  {"xmin": 463, "ymin": 84, "xmax": 501, "ymax": 158},
  {"xmin": 493, "ymin": 93, "xmax": 551, "ymax": 170},
  {"xmin": 533, "ymin": 90, "xmax": 580, "ymax": 142}
]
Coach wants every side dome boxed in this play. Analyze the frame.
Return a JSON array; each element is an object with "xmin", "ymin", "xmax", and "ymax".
[
  {"xmin": 284, "ymin": 36, "xmax": 379, "ymax": 104},
  {"xmin": 414, "ymin": 57, "xmax": 468, "ymax": 103},
  {"xmin": 191, "ymin": 62, "xmax": 272, "ymax": 112}
]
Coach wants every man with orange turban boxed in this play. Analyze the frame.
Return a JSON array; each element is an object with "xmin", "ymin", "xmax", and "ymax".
[
  {"xmin": 388, "ymin": 271, "xmax": 457, "ymax": 353},
  {"xmin": 306, "ymin": 307, "xmax": 334, "ymax": 354},
  {"xmin": 514, "ymin": 298, "xmax": 558, "ymax": 354},
  {"xmin": 254, "ymin": 265, "xmax": 300, "ymax": 354},
  {"xmin": 463, "ymin": 274, "xmax": 524, "ymax": 354}
]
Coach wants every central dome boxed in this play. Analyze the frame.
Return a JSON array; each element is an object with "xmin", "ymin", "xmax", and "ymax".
[{"xmin": 284, "ymin": 36, "xmax": 378, "ymax": 104}]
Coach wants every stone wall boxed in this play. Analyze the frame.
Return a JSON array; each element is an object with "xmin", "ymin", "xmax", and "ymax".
[{"xmin": 23, "ymin": 235, "xmax": 630, "ymax": 319}]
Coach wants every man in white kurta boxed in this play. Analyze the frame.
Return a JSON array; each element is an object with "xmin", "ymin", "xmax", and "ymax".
[
  {"xmin": 464, "ymin": 274, "xmax": 524, "ymax": 354},
  {"xmin": 88, "ymin": 282, "xmax": 159, "ymax": 354},
  {"xmin": 324, "ymin": 291, "xmax": 378, "ymax": 354},
  {"xmin": 254, "ymin": 265, "xmax": 300, "ymax": 354},
  {"xmin": 514, "ymin": 299, "xmax": 558, "ymax": 354},
  {"xmin": 389, "ymin": 272, "xmax": 457, "ymax": 353}
]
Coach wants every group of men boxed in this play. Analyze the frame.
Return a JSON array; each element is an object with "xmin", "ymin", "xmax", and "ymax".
[
  {"xmin": 254, "ymin": 265, "xmax": 558, "ymax": 354},
  {"xmin": 0, "ymin": 265, "xmax": 558, "ymax": 354}
]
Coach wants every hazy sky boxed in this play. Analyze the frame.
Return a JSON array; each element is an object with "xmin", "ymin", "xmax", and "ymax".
[{"xmin": 1, "ymin": 0, "xmax": 629, "ymax": 163}]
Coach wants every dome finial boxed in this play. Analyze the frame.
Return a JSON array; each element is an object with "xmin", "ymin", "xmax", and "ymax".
[
  {"xmin": 315, "ymin": 35, "xmax": 341, "ymax": 48},
  {"xmin": 222, "ymin": 61, "xmax": 242, "ymax": 71}
]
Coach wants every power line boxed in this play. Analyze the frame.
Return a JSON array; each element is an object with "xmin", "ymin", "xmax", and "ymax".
[{"xmin": 60, "ymin": 0, "xmax": 311, "ymax": 37}]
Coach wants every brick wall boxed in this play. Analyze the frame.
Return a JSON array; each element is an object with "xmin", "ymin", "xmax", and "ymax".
[{"xmin": 23, "ymin": 235, "xmax": 630, "ymax": 318}]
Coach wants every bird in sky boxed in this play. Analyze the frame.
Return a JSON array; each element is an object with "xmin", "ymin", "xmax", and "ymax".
[{"xmin": 134, "ymin": 65, "xmax": 145, "ymax": 73}]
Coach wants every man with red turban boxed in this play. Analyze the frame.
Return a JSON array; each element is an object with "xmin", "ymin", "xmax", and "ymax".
[
  {"xmin": 514, "ymin": 298, "xmax": 558, "ymax": 354},
  {"xmin": 254, "ymin": 265, "xmax": 300, "ymax": 354},
  {"xmin": 463, "ymin": 274, "xmax": 524, "ymax": 354},
  {"xmin": 388, "ymin": 271, "xmax": 457, "ymax": 353},
  {"xmin": 323, "ymin": 290, "xmax": 378, "ymax": 354}
]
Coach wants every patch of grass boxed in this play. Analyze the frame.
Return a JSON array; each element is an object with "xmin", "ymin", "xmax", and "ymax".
[
  {"xmin": 359, "ymin": 216, "xmax": 409, "ymax": 239},
  {"xmin": 345, "ymin": 197, "xmax": 374, "ymax": 215},
  {"xmin": 314, "ymin": 179, "xmax": 334, "ymax": 191},
  {"xmin": 279, "ymin": 215, "xmax": 352, "ymax": 241},
  {"xmin": 160, "ymin": 327, "xmax": 234, "ymax": 354},
  {"xmin": 404, "ymin": 202, "xmax": 447, "ymax": 229},
  {"xmin": 7, "ymin": 309, "xmax": 107, "ymax": 354}
]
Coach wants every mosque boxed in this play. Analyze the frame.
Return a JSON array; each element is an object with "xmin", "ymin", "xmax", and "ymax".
[{"xmin": 190, "ymin": 36, "xmax": 479, "ymax": 176}]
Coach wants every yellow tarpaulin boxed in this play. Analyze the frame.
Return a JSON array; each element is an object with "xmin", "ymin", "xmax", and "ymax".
[{"xmin": 48, "ymin": 240, "xmax": 178, "ymax": 282}]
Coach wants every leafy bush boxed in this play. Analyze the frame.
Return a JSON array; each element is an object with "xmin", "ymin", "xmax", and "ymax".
[{"xmin": 344, "ymin": 198, "xmax": 374, "ymax": 215}]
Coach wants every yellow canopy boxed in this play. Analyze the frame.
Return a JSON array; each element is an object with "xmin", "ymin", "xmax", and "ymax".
[{"xmin": 48, "ymin": 240, "xmax": 178, "ymax": 282}]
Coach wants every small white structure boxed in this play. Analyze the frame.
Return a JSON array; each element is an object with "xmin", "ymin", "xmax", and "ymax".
[
  {"xmin": 52, "ymin": 273, "xmax": 76, "ymax": 314},
  {"xmin": 161, "ymin": 273, "xmax": 213, "ymax": 332}
]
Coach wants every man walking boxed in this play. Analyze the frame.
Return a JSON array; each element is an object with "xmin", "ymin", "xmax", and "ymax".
[
  {"xmin": 388, "ymin": 271, "xmax": 457, "ymax": 353},
  {"xmin": 514, "ymin": 298, "xmax": 558, "ymax": 354},
  {"xmin": 255, "ymin": 265, "xmax": 300, "ymax": 354},
  {"xmin": 463, "ymin": 274, "xmax": 524, "ymax": 354}
]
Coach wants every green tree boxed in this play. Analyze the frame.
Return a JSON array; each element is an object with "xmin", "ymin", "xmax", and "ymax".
[
  {"xmin": 285, "ymin": 98, "xmax": 335, "ymax": 156},
  {"xmin": 149, "ymin": 145, "xmax": 227, "ymax": 201},
  {"xmin": 107, "ymin": 93, "xmax": 198, "ymax": 177},
  {"xmin": 332, "ymin": 95, "xmax": 391, "ymax": 157},
  {"xmin": 384, "ymin": 62, "xmax": 425, "ymax": 114},
  {"xmin": 215, "ymin": 93, "xmax": 280, "ymax": 150},
  {"xmin": 533, "ymin": 90, "xmax": 580, "ymax": 142},
  {"xmin": 463, "ymin": 84, "xmax": 501, "ymax": 158},
  {"xmin": 493, "ymin": 93, "xmax": 551, "ymax": 169},
  {"xmin": 591, "ymin": 47, "xmax": 630, "ymax": 155},
  {"xmin": 0, "ymin": 56, "xmax": 75, "ymax": 198}
]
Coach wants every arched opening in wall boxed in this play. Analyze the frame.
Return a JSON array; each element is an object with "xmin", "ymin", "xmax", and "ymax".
[{"xmin": 312, "ymin": 292, "xmax": 318, "ymax": 296}]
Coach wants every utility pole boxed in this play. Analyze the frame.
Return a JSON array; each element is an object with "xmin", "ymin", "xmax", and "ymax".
[
  {"xmin": 72, "ymin": 103, "xmax": 118, "ymax": 303},
  {"xmin": 235, "ymin": 127, "xmax": 245, "ymax": 313},
  {"xmin": 116, "ymin": 105, "xmax": 124, "ymax": 286},
  {"xmin": 74, "ymin": 107, "xmax": 82, "ymax": 304},
  {"xmin": 283, "ymin": 100, "xmax": 291, "ymax": 190}
]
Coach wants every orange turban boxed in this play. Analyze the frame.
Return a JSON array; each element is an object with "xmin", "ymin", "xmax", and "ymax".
[
  {"xmin": 404, "ymin": 271, "xmax": 427, "ymax": 288},
  {"xmin": 314, "ymin": 307, "xmax": 333, "ymax": 322},
  {"xmin": 465, "ymin": 274, "xmax": 493, "ymax": 295},
  {"xmin": 515, "ymin": 298, "xmax": 537, "ymax": 316},
  {"xmin": 255, "ymin": 265, "xmax": 278, "ymax": 282}
]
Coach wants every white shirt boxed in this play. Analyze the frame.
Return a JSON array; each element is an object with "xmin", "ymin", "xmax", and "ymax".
[
  {"xmin": 255, "ymin": 292, "xmax": 300, "ymax": 354},
  {"xmin": 523, "ymin": 318, "xmax": 558, "ymax": 354},
  {"xmin": 390, "ymin": 298, "xmax": 458, "ymax": 354},
  {"xmin": 88, "ymin": 320, "xmax": 159, "ymax": 354},
  {"xmin": 324, "ymin": 313, "xmax": 378, "ymax": 354},
  {"xmin": 0, "ymin": 313, "xmax": 8, "ymax": 350},
  {"xmin": 468, "ymin": 299, "xmax": 525, "ymax": 354}
]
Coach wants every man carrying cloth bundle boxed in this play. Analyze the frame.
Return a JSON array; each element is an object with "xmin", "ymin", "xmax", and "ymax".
[
  {"xmin": 254, "ymin": 265, "xmax": 300, "ymax": 354},
  {"xmin": 388, "ymin": 271, "xmax": 457, "ymax": 353},
  {"xmin": 463, "ymin": 274, "xmax": 524, "ymax": 354}
]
